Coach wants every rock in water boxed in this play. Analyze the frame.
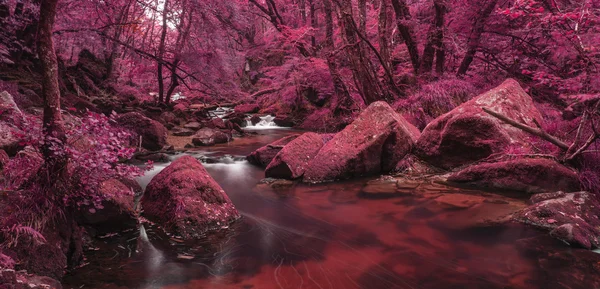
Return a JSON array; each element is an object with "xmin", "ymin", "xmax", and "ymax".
[
  {"xmin": 115, "ymin": 112, "xmax": 168, "ymax": 151},
  {"xmin": 265, "ymin": 132, "xmax": 326, "ymax": 179},
  {"xmin": 414, "ymin": 79, "xmax": 543, "ymax": 170},
  {"xmin": 78, "ymin": 179, "xmax": 137, "ymax": 234},
  {"xmin": 192, "ymin": 127, "xmax": 231, "ymax": 146},
  {"xmin": 514, "ymin": 191, "xmax": 600, "ymax": 249},
  {"xmin": 247, "ymin": 134, "xmax": 299, "ymax": 167},
  {"xmin": 447, "ymin": 158, "xmax": 581, "ymax": 194},
  {"xmin": 141, "ymin": 156, "xmax": 240, "ymax": 239},
  {"xmin": 303, "ymin": 101, "xmax": 420, "ymax": 183}
]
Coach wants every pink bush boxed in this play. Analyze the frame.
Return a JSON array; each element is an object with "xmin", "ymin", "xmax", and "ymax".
[{"xmin": 0, "ymin": 111, "xmax": 149, "ymax": 241}]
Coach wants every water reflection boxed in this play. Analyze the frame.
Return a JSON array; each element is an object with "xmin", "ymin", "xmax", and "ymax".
[{"xmin": 63, "ymin": 131, "xmax": 598, "ymax": 289}]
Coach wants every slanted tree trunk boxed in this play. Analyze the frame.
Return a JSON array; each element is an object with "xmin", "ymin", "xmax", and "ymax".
[
  {"xmin": 456, "ymin": 0, "xmax": 498, "ymax": 76},
  {"xmin": 390, "ymin": 0, "xmax": 420, "ymax": 74},
  {"xmin": 37, "ymin": 0, "xmax": 67, "ymax": 177},
  {"xmin": 157, "ymin": 0, "xmax": 169, "ymax": 103}
]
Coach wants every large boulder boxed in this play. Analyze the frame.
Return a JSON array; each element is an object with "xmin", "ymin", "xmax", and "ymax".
[
  {"xmin": 78, "ymin": 179, "xmax": 137, "ymax": 234},
  {"xmin": 414, "ymin": 79, "xmax": 543, "ymax": 170},
  {"xmin": 141, "ymin": 156, "xmax": 240, "ymax": 239},
  {"xmin": 192, "ymin": 128, "xmax": 231, "ymax": 146},
  {"xmin": 0, "ymin": 122, "xmax": 24, "ymax": 156},
  {"xmin": 265, "ymin": 133, "xmax": 326, "ymax": 179},
  {"xmin": 115, "ymin": 112, "xmax": 167, "ymax": 151},
  {"xmin": 246, "ymin": 135, "xmax": 299, "ymax": 167},
  {"xmin": 0, "ymin": 91, "xmax": 24, "ymax": 125},
  {"xmin": 447, "ymin": 158, "xmax": 581, "ymax": 194},
  {"xmin": 303, "ymin": 101, "xmax": 420, "ymax": 183},
  {"xmin": 514, "ymin": 191, "xmax": 600, "ymax": 249}
]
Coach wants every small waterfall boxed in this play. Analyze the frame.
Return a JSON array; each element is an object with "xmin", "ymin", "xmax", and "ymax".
[
  {"xmin": 245, "ymin": 115, "xmax": 281, "ymax": 129},
  {"xmin": 211, "ymin": 107, "xmax": 233, "ymax": 118},
  {"xmin": 139, "ymin": 224, "xmax": 150, "ymax": 242}
]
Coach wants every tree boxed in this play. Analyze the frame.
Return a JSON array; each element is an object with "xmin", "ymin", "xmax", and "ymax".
[
  {"xmin": 37, "ymin": 0, "xmax": 67, "ymax": 178},
  {"xmin": 456, "ymin": 0, "xmax": 498, "ymax": 76}
]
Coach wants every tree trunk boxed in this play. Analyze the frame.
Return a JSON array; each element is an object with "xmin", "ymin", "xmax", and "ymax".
[
  {"xmin": 456, "ymin": 0, "xmax": 498, "ymax": 76},
  {"xmin": 323, "ymin": 0, "xmax": 334, "ymax": 49},
  {"xmin": 322, "ymin": 0, "xmax": 351, "ymax": 111},
  {"xmin": 37, "ymin": 0, "xmax": 67, "ymax": 176},
  {"xmin": 378, "ymin": 0, "xmax": 392, "ymax": 70},
  {"xmin": 337, "ymin": 0, "xmax": 383, "ymax": 104},
  {"xmin": 309, "ymin": 0, "xmax": 317, "ymax": 49},
  {"xmin": 299, "ymin": 0, "xmax": 306, "ymax": 24},
  {"xmin": 165, "ymin": 2, "xmax": 193, "ymax": 105},
  {"xmin": 358, "ymin": 0, "xmax": 367, "ymax": 36},
  {"xmin": 390, "ymin": 0, "xmax": 420, "ymax": 74},
  {"xmin": 421, "ymin": 0, "xmax": 446, "ymax": 74},
  {"xmin": 157, "ymin": 0, "xmax": 169, "ymax": 103}
]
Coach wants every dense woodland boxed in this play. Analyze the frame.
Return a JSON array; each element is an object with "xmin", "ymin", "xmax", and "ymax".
[{"xmin": 0, "ymin": 0, "xmax": 600, "ymax": 288}]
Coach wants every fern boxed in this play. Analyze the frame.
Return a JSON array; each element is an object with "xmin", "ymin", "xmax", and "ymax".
[{"xmin": 2, "ymin": 224, "xmax": 47, "ymax": 248}]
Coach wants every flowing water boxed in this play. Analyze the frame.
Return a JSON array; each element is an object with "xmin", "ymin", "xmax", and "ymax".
[{"xmin": 63, "ymin": 129, "xmax": 596, "ymax": 289}]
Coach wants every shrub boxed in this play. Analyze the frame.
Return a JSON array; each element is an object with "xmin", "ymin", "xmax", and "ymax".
[
  {"xmin": 394, "ymin": 77, "xmax": 478, "ymax": 128},
  {"xmin": 0, "ymin": 111, "xmax": 149, "ymax": 247}
]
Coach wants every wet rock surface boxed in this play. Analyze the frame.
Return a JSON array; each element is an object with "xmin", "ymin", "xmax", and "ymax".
[
  {"xmin": 304, "ymin": 101, "xmax": 420, "ymax": 183},
  {"xmin": 77, "ymin": 179, "xmax": 137, "ymax": 235},
  {"xmin": 191, "ymin": 127, "xmax": 231, "ymax": 146},
  {"xmin": 140, "ymin": 156, "xmax": 240, "ymax": 240},
  {"xmin": 246, "ymin": 134, "xmax": 299, "ymax": 167},
  {"xmin": 514, "ymin": 191, "xmax": 600, "ymax": 249},
  {"xmin": 448, "ymin": 158, "xmax": 581, "ymax": 194},
  {"xmin": 115, "ymin": 112, "xmax": 168, "ymax": 151},
  {"xmin": 265, "ymin": 132, "xmax": 327, "ymax": 179}
]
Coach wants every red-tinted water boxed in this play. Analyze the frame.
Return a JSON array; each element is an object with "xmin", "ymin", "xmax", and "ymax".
[{"xmin": 63, "ymin": 129, "xmax": 598, "ymax": 289}]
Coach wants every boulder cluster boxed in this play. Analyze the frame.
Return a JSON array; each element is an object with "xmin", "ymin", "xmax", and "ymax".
[{"xmin": 247, "ymin": 79, "xmax": 598, "ymax": 249}]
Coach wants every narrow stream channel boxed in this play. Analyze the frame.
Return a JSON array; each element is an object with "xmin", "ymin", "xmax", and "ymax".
[{"xmin": 63, "ymin": 129, "xmax": 588, "ymax": 289}]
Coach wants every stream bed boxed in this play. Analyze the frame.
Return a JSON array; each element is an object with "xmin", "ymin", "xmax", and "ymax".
[{"xmin": 63, "ymin": 129, "xmax": 596, "ymax": 289}]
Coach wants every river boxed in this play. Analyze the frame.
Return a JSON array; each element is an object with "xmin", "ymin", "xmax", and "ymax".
[{"xmin": 63, "ymin": 128, "xmax": 593, "ymax": 289}]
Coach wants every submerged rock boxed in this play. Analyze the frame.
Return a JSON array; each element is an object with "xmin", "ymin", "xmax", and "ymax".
[
  {"xmin": 414, "ymin": 79, "xmax": 543, "ymax": 170},
  {"xmin": 447, "ymin": 158, "xmax": 581, "ymax": 194},
  {"xmin": 172, "ymin": 127, "xmax": 195, "ymax": 137},
  {"xmin": 191, "ymin": 127, "xmax": 231, "ymax": 146},
  {"xmin": 115, "ymin": 112, "xmax": 168, "ymax": 151},
  {"xmin": 517, "ymin": 236, "xmax": 600, "ymax": 288},
  {"xmin": 141, "ymin": 156, "xmax": 240, "ymax": 240},
  {"xmin": 514, "ymin": 191, "xmax": 600, "ymax": 249},
  {"xmin": 303, "ymin": 101, "xmax": 420, "ymax": 183},
  {"xmin": 183, "ymin": 121, "xmax": 202, "ymax": 131},
  {"xmin": 265, "ymin": 132, "xmax": 326, "ymax": 179},
  {"xmin": 246, "ymin": 134, "xmax": 299, "ymax": 167}
]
